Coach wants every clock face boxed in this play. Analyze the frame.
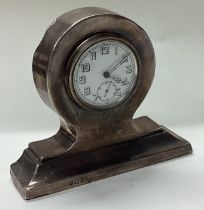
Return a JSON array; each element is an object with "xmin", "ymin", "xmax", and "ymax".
[{"xmin": 71, "ymin": 38, "xmax": 138, "ymax": 109}]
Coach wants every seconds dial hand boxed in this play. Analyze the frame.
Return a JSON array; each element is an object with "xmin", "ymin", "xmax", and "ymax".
[{"xmin": 104, "ymin": 81, "xmax": 112, "ymax": 97}]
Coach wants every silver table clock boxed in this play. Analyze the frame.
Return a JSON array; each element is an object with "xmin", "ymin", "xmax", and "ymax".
[{"xmin": 10, "ymin": 7, "xmax": 192, "ymax": 200}]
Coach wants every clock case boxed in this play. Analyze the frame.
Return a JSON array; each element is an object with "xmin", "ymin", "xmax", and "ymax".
[{"xmin": 10, "ymin": 7, "xmax": 192, "ymax": 200}]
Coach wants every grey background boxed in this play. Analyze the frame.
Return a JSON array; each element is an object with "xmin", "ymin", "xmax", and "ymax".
[{"xmin": 0, "ymin": 0, "xmax": 203, "ymax": 133}]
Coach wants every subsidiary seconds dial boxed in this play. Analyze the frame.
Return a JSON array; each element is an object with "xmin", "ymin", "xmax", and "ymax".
[{"xmin": 71, "ymin": 38, "xmax": 138, "ymax": 109}]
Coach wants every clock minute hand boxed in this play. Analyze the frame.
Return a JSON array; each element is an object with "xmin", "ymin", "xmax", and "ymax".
[
  {"xmin": 108, "ymin": 53, "xmax": 130, "ymax": 74},
  {"xmin": 103, "ymin": 53, "xmax": 130, "ymax": 79}
]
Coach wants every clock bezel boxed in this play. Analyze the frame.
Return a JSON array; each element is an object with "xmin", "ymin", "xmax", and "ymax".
[{"xmin": 66, "ymin": 34, "xmax": 140, "ymax": 110}]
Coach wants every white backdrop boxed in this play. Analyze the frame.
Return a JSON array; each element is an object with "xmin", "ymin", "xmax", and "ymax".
[
  {"xmin": 0, "ymin": 1, "xmax": 204, "ymax": 210},
  {"xmin": 0, "ymin": 0, "xmax": 203, "ymax": 132}
]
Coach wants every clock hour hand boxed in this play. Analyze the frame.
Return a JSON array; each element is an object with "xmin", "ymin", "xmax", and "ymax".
[
  {"xmin": 110, "ymin": 75, "xmax": 130, "ymax": 85},
  {"xmin": 110, "ymin": 75, "xmax": 122, "ymax": 83}
]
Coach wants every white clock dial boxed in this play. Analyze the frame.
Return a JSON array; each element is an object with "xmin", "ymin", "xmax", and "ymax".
[{"xmin": 72, "ymin": 38, "xmax": 138, "ymax": 108}]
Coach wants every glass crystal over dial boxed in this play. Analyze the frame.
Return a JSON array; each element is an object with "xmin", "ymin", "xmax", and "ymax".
[{"xmin": 71, "ymin": 38, "xmax": 138, "ymax": 109}]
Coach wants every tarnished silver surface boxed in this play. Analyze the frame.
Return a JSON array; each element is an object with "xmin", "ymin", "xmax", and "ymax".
[{"xmin": 10, "ymin": 7, "xmax": 192, "ymax": 200}]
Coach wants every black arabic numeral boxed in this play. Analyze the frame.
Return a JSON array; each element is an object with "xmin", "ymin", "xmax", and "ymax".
[
  {"xmin": 84, "ymin": 87, "xmax": 91, "ymax": 96},
  {"xmin": 114, "ymin": 88, "xmax": 121, "ymax": 96},
  {"xmin": 115, "ymin": 47, "xmax": 118, "ymax": 55},
  {"xmin": 122, "ymin": 78, "xmax": 129, "ymax": 85},
  {"xmin": 126, "ymin": 65, "xmax": 133, "ymax": 74},
  {"xmin": 79, "ymin": 75, "xmax": 86, "ymax": 84},
  {"xmin": 82, "ymin": 63, "xmax": 90, "ymax": 72},
  {"xmin": 90, "ymin": 51, "xmax": 96, "ymax": 60},
  {"xmin": 100, "ymin": 45, "xmax": 110, "ymax": 55}
]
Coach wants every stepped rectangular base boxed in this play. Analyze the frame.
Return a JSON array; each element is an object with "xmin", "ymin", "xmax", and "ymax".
[{"xmin": 10, "ymin": 124, "xmax": 192, "ymax": 200}]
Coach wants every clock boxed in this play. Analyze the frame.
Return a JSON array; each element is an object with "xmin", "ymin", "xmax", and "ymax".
[
  {"xmin": 68, "ymin": 36, "xmax": 138, "ymax": 109},
  {"xmin": 10, "ymin": 7, "xmax": 192, "ymax": 200}
]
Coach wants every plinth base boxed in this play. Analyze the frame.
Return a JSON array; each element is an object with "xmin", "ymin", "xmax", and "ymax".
[{"xmin": 10, "ymin": 118, "xmax": 192, "ymax": 200}]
